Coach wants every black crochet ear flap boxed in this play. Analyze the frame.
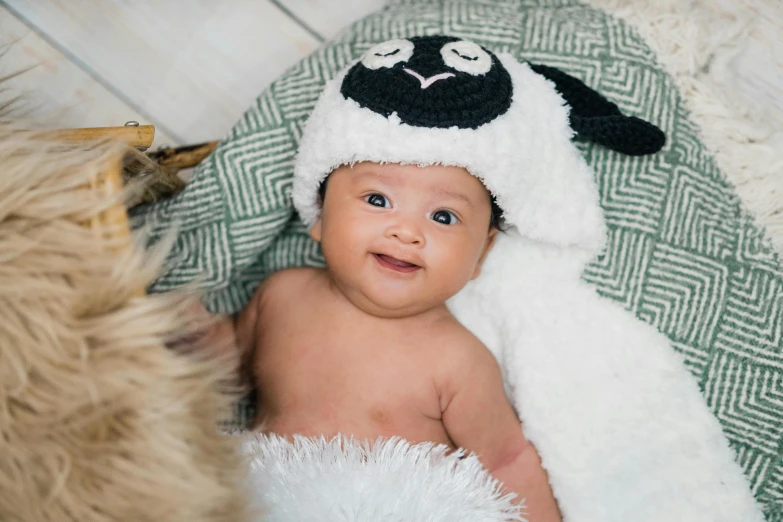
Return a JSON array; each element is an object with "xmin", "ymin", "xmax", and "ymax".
[{"xmin": 529, "ymin": 63, "xmax": 666, "ymax": 156}]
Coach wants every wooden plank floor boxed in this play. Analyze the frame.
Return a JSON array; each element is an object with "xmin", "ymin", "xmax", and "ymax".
[{"xmin": 0, "ymin": 0, "xmax": 780, "ymax": 149}]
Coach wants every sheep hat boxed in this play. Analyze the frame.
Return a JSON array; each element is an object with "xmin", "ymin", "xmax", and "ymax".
[{"xmin": 292, "ymin": 35, "xmax": 665, "ymax": 251}]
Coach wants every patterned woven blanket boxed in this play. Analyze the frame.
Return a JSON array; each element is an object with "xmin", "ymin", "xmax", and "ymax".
[{"xmin": 131, "ymin": 1, "xmax": 783, "ymax": 519}]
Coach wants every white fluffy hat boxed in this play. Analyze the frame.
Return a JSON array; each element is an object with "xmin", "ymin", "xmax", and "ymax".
[{"xmin": 292, "ymin": 35, "xmax": 664, "ymax": 251}]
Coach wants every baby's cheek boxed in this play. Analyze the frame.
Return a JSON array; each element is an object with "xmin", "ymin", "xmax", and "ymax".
[
  {"xmin": 431, "ymin": 245, "xmax": 474, "ymax": 292},
  {"xmin": 454, "ymin": 236, "xmax": 484, "ymax": 268},
  {"xmin": 322, "ymin": 222, "xmax": 365, "ymax": 270}
]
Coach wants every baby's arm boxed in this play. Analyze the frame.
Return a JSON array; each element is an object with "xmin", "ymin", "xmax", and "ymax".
[
  {"xmin": 185, "ymin": 289, "xmax": 262, "ymax": 385},
  {"xmin": 439, "ymin": 338, "xmax": 562, "ymax": 522}
]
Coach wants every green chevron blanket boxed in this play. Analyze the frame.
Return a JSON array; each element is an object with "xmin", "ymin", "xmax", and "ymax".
[{"xmin": 131, "ymin": 0, "xmax": 783, "ymax": 518}]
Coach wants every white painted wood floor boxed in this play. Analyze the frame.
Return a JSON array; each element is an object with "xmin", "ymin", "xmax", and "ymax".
[{"xmin": 0, "ymin": 0, "xmax": 780, "ymax": 149}]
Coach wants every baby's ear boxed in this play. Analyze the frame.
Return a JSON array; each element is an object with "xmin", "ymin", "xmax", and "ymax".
[
  {"xmin": 472, "ymin": 229, "xmax": 498, "ymax": 280},
  {"xmin": 308, "ymin": 215, "xmax": 323, "ymax": 243}
]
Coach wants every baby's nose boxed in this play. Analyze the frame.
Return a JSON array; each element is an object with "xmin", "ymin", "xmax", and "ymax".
[{"xmin": 385, "ymin": 218, "xmax": 425, "ymax": 246}]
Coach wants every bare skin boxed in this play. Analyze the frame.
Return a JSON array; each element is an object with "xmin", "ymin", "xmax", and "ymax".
[{"xmin": 209, "ymin": 162, "xmax": 562, "ymax": 522}]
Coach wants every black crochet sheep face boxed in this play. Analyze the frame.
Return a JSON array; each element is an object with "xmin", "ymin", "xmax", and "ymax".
[{"xmin": 340, "ymin": 35, "xmax": 513, "ymax": 129}]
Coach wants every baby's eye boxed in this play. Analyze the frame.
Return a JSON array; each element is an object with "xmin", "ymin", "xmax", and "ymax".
[
  {"xmin": 431, "ymin": 210, "xmax": 458, "ymax": 225},
  {"xmin": 365, "ymin": 193, "xmax": 390, "ymax": 208}
]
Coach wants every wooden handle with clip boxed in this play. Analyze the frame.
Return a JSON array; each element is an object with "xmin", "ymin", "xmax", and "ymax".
[{"xmin": 47, "ymin": 125, "xmax": 155, "ymax": 149}]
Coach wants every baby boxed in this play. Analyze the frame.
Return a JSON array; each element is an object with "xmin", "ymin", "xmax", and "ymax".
[
  {"xmin": 188, "ymin": 33, "xmax": 610, "ymax": 521},
  {"xmin": 185, "ymin": 30, "xmax": 679, "ymax": 520},
  {"xmin": 202, "ymin": 159, "xmax": 562, "ymax": 522}
]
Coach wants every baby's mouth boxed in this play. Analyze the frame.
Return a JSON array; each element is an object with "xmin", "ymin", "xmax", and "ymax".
[{"xmin": 373, "ymin": 253, "xmax": 421, "ymax": 273}]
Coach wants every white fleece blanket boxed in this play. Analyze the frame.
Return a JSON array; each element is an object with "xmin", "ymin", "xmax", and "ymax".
[{"xmin": 448, "ymin": 233, "xmax": 765, "ymax": 522}]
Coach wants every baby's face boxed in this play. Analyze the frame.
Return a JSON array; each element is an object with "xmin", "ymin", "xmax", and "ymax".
[{"xmin": 310, "ymin": 162, "xmax": 497, "ymax": 318}]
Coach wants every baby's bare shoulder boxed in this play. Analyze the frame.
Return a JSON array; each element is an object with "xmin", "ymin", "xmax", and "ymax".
[
  {"xmin": 257, "ymin": 267, "xmax": 326, "ymax": 302},
  {"xmin": 237, "ymin": 267, "xmax": 328, "ymax": 349},
  {"xmin": 263, "ymin": 266, "xmax": 324, "ymax": 287},
  {"xmin": 240, "ymin": 267, "xmax": 327, "ymax": 328},
  {"xmin": 429, "ymin": 316, "xmax": 495, "ymax": 364},
  {"xmin": 428, "ymin": 317, "xmax": 502, "ymax": 390}
]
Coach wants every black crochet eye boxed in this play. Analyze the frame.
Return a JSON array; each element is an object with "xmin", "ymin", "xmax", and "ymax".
[
  {"xmin": 431, "ymin": 210, "xmax": 457, "ymax": 225},
  {"xmin": 365, "ymin": 194, "xmax": 390, "ymax": 208},
  {"xmin": 377, "ymin": 49, "xmax": 399, "ymax": 57}
]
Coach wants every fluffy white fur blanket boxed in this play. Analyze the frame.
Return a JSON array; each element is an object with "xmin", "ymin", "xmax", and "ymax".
[{"xmin": 242, "ymin": 434, "xmax": 524, "ymax": 522}]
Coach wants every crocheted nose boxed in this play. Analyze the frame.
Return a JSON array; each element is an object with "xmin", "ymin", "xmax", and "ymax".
[
  {"xmin": 402, "ymin": 68, "xmax": 455, "ymax": 89},
  {"xmin": 399, "ymin": 40, "xmax": 458, "ymax": 87}
]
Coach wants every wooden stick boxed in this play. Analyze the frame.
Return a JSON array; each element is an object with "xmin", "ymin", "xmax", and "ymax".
[
  {"xmin": 148, "ymin": 141, "xmax": 218, "ymax": 170},
  {"xmin": 48, "ymin": 125, "xmax": 155, "ymax": 149}
]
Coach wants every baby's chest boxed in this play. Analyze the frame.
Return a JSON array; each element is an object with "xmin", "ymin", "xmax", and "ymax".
[{"xmin": 256, "ymin": 321, "xmax": 442, "ymax": 418}]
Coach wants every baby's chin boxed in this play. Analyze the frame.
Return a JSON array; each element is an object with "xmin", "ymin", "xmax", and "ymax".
[{"xmin": 348, "ymin": 285, "xmax": 452, "ymax": 319}]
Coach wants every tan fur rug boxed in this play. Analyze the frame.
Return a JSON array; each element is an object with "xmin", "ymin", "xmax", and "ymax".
[{"xmin": 0, "ymin": 125, "xmax": 249, "ymax": 522}]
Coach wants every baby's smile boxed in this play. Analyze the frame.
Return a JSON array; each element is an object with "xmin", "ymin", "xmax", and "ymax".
[{"xmin": 372, "ymin": 252, "xmax": 422, "ymax": 273}]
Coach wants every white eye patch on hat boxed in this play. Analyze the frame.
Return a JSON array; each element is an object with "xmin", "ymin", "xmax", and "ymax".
[
  {"xmin": 361, "ymin": 38, "xmax": 492, "ymax": 76},
  {"xmin": 361, "ymin": 39, "xmax": 415, "ymax": 69},
  {"xmin": 440, "ymin": 41, "xmax": 492, "ymax": 75}
]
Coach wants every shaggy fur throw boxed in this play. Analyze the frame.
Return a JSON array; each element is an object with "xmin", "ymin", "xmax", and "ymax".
[{"xmin": 0, "ymin": 125, "xmax": 249, "ymax": 522}]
